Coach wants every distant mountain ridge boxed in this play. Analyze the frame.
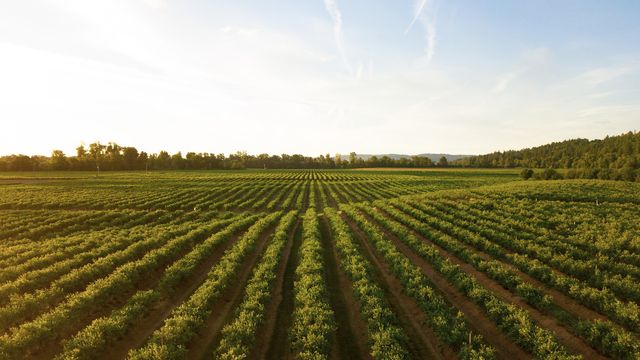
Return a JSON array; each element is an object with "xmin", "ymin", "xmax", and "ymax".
[{"xmin": 348, "ymin": 153, "xmax": 473, "ymax": 162}]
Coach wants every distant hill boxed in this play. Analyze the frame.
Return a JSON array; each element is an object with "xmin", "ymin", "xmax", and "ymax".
[
  {"xmin": 455, "ymin": 131, "xmax": 639, "ymax": 169},
  {"xmin": 349, "ymin": 153, "xmax": 472, "ymax": 162}
]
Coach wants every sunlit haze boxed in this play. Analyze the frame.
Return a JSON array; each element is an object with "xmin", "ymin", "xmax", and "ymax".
[{"xmin": 1, "ymin": 0, "xmax": 639, "ymax": 156}]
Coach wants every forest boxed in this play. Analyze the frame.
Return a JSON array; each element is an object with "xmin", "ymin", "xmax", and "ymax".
[{"xmin": 456, "ymin": 131, "xmax": 639, "ymax": 170}]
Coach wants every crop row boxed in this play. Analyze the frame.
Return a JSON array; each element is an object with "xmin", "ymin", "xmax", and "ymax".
[
  {"xmin": 324, "ymin": 207, "xmax": 410, "ymax": 359},
  {"xmin": 341, "ymin": 204, "xmax": 496, "ymax": 359},
  {"xmin": 58, "ymin": 213, "xmax": 263, "ymax": 359},
  {"xmin": 374, "ymin": 201, "xmax": 580, "ymax": 359},
  {"xmin": 0, "ymin": 215, "xmax": 242, "ymax": 358},
  {"xmin": 127, "ymin": 211, "xmax": 282, "ymax": 359},
  {"xmin": 290, "ymin": 208, "xmax": 335, "ymax": 359}
]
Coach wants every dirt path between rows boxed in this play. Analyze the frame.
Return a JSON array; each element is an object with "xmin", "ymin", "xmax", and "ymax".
[
  {"xmin": 343, "ymin": 214, "xmax": 454, "ymax": 360},
  {"xmin": 185, "ymin": 223, "xmax": 278, "ymax": 359},
  {"xmin": 100, "ymin": 227, "xmax": 249, "ymax": 359},
  {"xmin": 322, "ymin": 183, "xmax": 339, "ymax": 209},
  {"xmin": 399, "ymin": 222, "xmax": 606, "ymax": 359},
  {"xmin": 253, "ymin": 218, "xmax": 300, "ymax": 359},
  {"xmin": 366, "ymin": 210, "xmax": 532, "ymax": 360},
  {"xmin": 416, "ymin": 205, "xmax": 639, "ymax": 341},
  {"xmin": 437, "ymin": 211, "xmax": 623, "ymax": 326},
  {"xmin": 319, "ymin": 215, "xmax": 372, "ymax": 360},
  {"xmin": 28, "ymin": 221, "xmax": 225, "ymax": 360}
]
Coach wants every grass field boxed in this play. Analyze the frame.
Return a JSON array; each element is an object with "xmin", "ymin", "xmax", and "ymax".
[{"xmin": 0, "ymin": 169, "xmax": 639, "ymax": 360}]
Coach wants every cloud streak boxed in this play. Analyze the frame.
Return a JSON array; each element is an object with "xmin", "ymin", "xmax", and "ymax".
[
  {"xmin": 404, "ymin": 0, "xmax": 428, "ymax": 34},
  {"xmin": 405, "ymin": 0, "xmax": 437, "ymax": 65},
  {"xmin": 323, "ymin": 0, "xmax": 352, "ymax": 74}
]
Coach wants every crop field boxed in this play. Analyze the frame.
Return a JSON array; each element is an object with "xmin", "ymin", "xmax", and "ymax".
[{"xmin": 0, "ymin": 169, "xmax": 639, "ymax": 360}]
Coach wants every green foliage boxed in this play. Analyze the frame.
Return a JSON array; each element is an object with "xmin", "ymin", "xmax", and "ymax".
[
  {"xmin": 290, "ymin": 208, "xmax": 336, "ymax": 360},
  {"xmin": 127, "ymin": 212, "xmax": 282, "ymax": 359},
  {"xmin": 457, "ymin": 130, "xmax": 640, "ymax": 172},
  {"xmin": 215, "ymin": 211, "xmax": 298, "ymax": 359},
  {"xmin": 1, "ymin": 170, "xmax": 639, "ymax": 360},
  {"xmin": 325, "ymin": 208, "xmax": 411, "ymax": 359},
  {"xmin": 343, "ymin": 204, "xmax": 495, "ymax": 359},
  {"xmin": 520, "ymin": 168, "xmax": 534, "ymax": 180}
]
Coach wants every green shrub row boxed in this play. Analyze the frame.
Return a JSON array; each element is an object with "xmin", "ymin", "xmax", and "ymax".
[
  {"xmin": 290, "ymin": 208, "xmax": 336, "ymax": 359},
  {"xmin": 324, "ymin": 207, "xmax": 410, "ymax": 359},
  {"xmin": 342, "ymin": 204, "xmax": 495, "ymax": 359},
  {"xmin": 58, "ymin": 214, "xmax": 261, "ymax": 360},
  {"xmin": 127, "ymin": 211, "xmax": 282, "ymax": 359},
  {"xmin": 215, "ymin": 211, "xmax": 298, "ymax": 359},
  {"xmin": 380, "ymin": 201, "xmax": 578, "ymax": 359}
]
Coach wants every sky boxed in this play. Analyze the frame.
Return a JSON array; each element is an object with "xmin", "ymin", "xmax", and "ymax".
[{"xmin": 1, "ymin": 0, "xmax": 639, "ymax": 157}]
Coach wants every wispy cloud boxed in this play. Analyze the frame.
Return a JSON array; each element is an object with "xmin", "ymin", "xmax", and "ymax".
[
  {"xmin": 422, "ymin": 20, "xmax": 437, "ymax": 65},
  {"xmin": 323, "ymin": 0, "xmax": 352, "ymax": 74},
  {"xmin": 491, "ymin": 71, "xmax": 519, "ymax": 94},
  {"xmin": 405, "ymin": 0, "xmax": 437, "ymax": 65},
  {"xmin": 490, "ymin": 47, "xmax": 552, "ymax": 94},
  {"xmin": 576, "ymin": 65, "xmax": 634, "ymax": 86},
  {"xmin": 404, "ymin": 0, "xmax": 428, "ymax": 35}
]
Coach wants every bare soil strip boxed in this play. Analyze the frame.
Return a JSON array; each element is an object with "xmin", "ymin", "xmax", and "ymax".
[
  {"xmin": 30, "ymin": 222, "xmax": 223, "ymax": 360},
  {"xmin": 99, "ymin": 230, "xmax": 247, "ymax": 359},
  {"xmin": 319, "ymin": 215, "xmax": 372, "ymax": 360},
  {"xmin": 322, "ymin": 183, "xmax": 339, "ymax": 208},
  {"xmin": 184, "ymin": 223, "xmax": 278, "ymax": 360},
  {"xmin": 419, "ymin": 205, "xmax": 639, "ymax": 341},
  {"xmin": 368, "ymin": 211, "xmax": 532, "ymax": 360},
  {"xmin": 343, "ymin": 214, "xmax": 453, "ymax": 360},
  {"xmin": 417, "ymin": 232, "xmax": 606, "ymax": 359},
  {"xmin": 442, "ymin": 219, "xmax": 619, "ymax": 325},
  {"xmin": 252, "ymin": 218, "xmax": 300, "ymax": 359}
]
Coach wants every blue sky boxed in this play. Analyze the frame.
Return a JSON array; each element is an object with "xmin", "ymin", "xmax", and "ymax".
[{"xmin": 0, "ymin": 0, "xmax": 638, "ymax": 156}]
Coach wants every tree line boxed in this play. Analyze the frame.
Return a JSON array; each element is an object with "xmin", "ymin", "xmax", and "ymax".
[
  {"xmin": 0, "ymin": 143, "xmax": 447, "ymax": 171},
  {"xmin": 457, "ymin": 131, "xmax": 640, "ymax": 181},
  {"xmin": 456, "ymin": 131, "xmax": 639, "ymax": 169}
]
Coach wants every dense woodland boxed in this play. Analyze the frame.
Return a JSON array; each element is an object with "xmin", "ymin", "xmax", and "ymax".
[
  {"xmin": 457, "ymin": 131, "xmax": 639, "ymax": 169},
  {"xmin": 454, "ymin": 131, "xmax": 640, "ymax": 181}
]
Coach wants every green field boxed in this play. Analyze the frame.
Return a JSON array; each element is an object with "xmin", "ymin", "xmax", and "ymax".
[{"xmin": 0, "ymin": 169, "xmax": 639, "ymax": 360}]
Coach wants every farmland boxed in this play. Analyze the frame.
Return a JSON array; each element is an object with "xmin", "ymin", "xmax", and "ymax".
[{"xmin": 0, "ymin": 169, "xmax": 639, "ymax": 360}]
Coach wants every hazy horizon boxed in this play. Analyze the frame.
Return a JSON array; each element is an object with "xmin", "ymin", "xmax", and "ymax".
[{"xmin": 1, "ymin": 1, "xmax": 639, "ymax": 157}]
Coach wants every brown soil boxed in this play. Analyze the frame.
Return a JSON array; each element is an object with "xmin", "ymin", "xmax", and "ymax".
[
  {"xmin": 319, "ymin": 215, "xmax": 372, "ymax": 360},
  {"xmin": 452, "ymin": 231, "xmax": 613, "ymax": 324},
  {"xmin": 251, "ymin": 218, "xmax": 300, "ymax": 359},
  {"xmin": 408, "ymin": 217, "xmax": 624, "ymax": 359},
  {"xmin": 99, "ymin": 229, "xmax": 248, "ymax": 359},
  {"xmin": 301, "ymin": 181, "xmax": 311, "ymax": 210},
  {"xmin": 26, "ymin": 221, "xmax": 224, "ymax": 360},
  {"xmin": 408, "ymin": 228, "xmax": 606, "ymax": 359},
  {"xmin": 369, "ymin": 210, "xmax": 532, "ymax": 360},
  {"xmin": 424, "ymin": 207, "xmax": 639, "ymax": 339},
  {"xmin": 184, "ymin": 223, "xmax": 278, "ymax": 359},
  {"xmin": 343, "ymin": 214, "xmax": 455, "ymax": 360},
  {"xmin": 326, "ymin": 183, "xmax": 349, "ymax": 205},
  {"xmin": 255, "ymin": 184, "xmax": 289, "ymax": 212},
  {"xmin": 322, "ymin": 183, "xmax": 339, "ymax": 209}
]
